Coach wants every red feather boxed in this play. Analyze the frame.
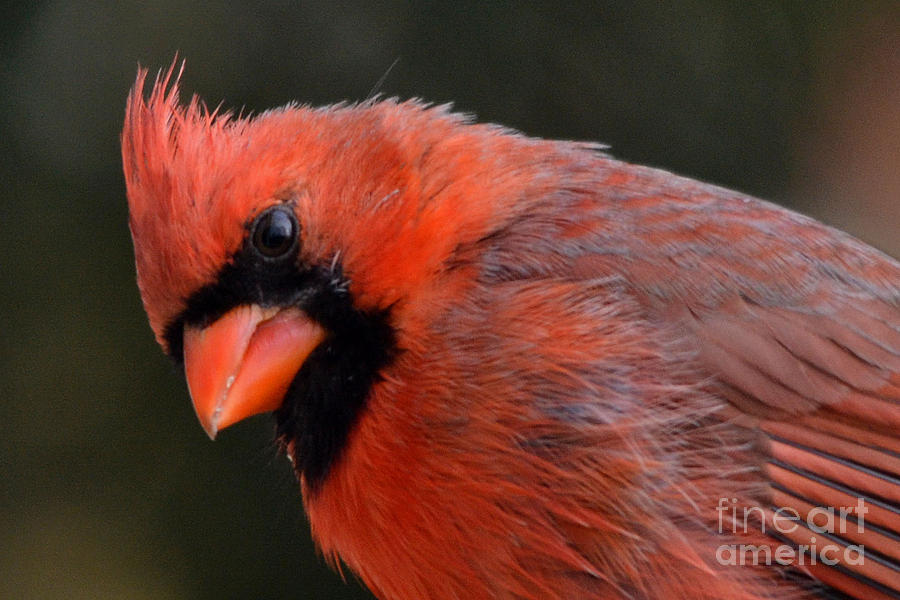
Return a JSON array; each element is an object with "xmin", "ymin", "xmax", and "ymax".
[{"xmin": 123, "ymin": 63, "xmax": 900, "ymax": 599}]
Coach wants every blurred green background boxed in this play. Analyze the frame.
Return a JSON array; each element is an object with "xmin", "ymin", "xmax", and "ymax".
[{"xmin": 1, "ymin": 2, "xmax": 897, "ymax": 599}]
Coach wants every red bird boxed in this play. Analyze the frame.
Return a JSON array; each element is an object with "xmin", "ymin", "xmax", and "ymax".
[{"xmin": 122, "ymin": 65, "xmax": 900, "ymax": 600}]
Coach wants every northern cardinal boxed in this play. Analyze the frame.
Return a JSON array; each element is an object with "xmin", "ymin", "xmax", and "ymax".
[{"xmin": 122, "ymin": 65, "xmax": 900, "ymax": 600}]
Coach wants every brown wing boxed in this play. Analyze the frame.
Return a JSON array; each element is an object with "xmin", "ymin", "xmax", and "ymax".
[
  {"xmin": 582, "ymin": 163, "xmax": 900, "ymax": 597},
  {"xmin": 679, "ymin": 293, "xmax": 900, "ymax": 598},
  {"xmin": 598, "ymin": 171, "xmax": 900, "ymax": 598}
]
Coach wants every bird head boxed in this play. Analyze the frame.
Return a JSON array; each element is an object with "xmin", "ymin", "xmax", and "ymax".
[{"xmin": 122, "ymin": 64, "xmax": 571, "ymax": 488}]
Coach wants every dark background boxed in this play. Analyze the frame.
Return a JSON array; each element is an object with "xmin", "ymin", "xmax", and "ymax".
[{"xmin": 1, "ymin": 2, "xmax": 897, "ymax": 598}]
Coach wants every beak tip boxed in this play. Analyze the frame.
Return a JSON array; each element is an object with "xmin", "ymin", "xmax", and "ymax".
[{"xmin": 200, "ymin": 417, "xmax": 219, "ymax": 441}]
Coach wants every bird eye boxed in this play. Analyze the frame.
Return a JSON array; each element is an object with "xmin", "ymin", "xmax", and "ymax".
[{"xmin": 251, "ymin": 206, "xmax": 298, "ymax": 258}]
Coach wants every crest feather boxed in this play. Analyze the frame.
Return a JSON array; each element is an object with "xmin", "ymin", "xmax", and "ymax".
[{"xmin": 122, "ymin": 61, "xmax": 247, "ymax": 347}]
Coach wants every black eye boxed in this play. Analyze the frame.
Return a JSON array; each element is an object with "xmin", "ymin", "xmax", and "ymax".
[{"xmin": 251, "ymin": 206, "xmax": 298, "ymax": 258}]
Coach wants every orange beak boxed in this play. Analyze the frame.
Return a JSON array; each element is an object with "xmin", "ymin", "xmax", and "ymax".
[{"xmin": 183, "ymin": 305, "xmax": 326, "ymax": 439}]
